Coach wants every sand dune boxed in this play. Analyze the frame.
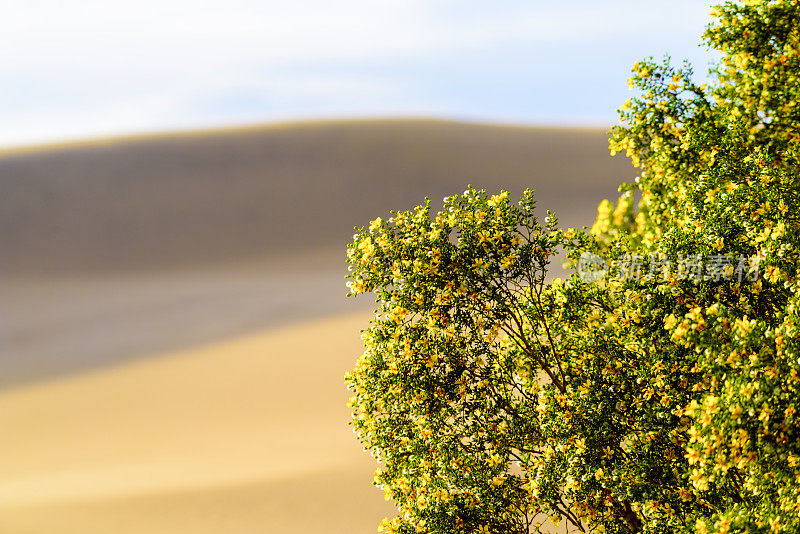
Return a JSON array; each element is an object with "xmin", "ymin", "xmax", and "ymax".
[
  {"xmin": 0, "ymin": 118, "xmax": 632, "ymax": 274},
  {"xmin": 0, "ymin": 119, "xmax": 629, "ymax": 532},
  {"xmin": 1, "ymin": 119, "xmax": 632, "ymax": 387},
  {"xmin": 0, "ymin": 312, "xmax": 394, "ymax": 533},
  {"xmin": 0, "ymin": 467, "xmax": 391, "ymax": 534},
  {"xmin": 0, "ymin": 248, "xmax": 373, "ymax": 388}
]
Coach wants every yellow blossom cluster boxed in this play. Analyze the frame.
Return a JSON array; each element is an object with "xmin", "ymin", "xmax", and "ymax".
[{"xmin": 346, "ymin": 3, "xmax": 800, "ymax": 533}]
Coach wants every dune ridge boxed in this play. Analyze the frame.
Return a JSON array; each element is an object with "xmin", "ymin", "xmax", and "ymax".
[{"xmin": 0, "ymin": 118, "xmax": 632, "ymax": 274}]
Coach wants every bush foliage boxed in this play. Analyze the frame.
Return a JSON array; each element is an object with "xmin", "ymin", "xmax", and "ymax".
[{"xmin": 346, "ymin": 2, "xmax": 800, "ymax": 532}]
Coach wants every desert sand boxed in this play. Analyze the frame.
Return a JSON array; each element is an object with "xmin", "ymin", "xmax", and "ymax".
[
  {"xmin": 0, "ymin": 118, "xmax": 632, "ymax": 275},
  {"xmin": 0, "ymin": 312, "xmax": 395, "ymax": 533},
  {"xmin": 0, "ymin": 119, "xmax": 631, "ymax": 532}
]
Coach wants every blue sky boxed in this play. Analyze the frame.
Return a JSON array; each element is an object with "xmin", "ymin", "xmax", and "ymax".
[{"xmin": 0, "ymin": 1, "xmax": 719, "ymax": 148}]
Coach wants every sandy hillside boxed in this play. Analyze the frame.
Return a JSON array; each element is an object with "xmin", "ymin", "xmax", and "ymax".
[
  {"xmin": 0, "ymin": 118, "xmax": 632, "ymax": 274},
  {"xmin": 0, "ymin": 119, "xmax": 629, "ymax": 533},
  {"xmin": 1, "ymin": 119, "xmax": 632, "ymax": 388},
  {"xmin": 0, "ymin": 312, "xmax": 395, "ymax": 533},
  {"xmin": 0, "ymin": 248, "xmax": 374, "ymax": 389}
]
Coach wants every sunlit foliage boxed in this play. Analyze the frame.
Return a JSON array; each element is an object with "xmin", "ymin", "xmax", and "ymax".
[{"xmin": 346, "ymin": 2, "xmax": 800, "ymax": 532}]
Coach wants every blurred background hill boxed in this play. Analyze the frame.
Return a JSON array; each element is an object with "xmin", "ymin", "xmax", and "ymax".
[
  {"xmin": 0, "ymin": 118, "xmax": 631, "ymax": 274},
  {"xmin": 0, "ymin": 118, "xmax": 633, "ymax": 534},
  {"xmin": 0, "ymin": 118, "xmax": 632, "ymax": 388},
  {"xmin": 0, "ymin": 0, "xmax": 713, "ymax": 530}
]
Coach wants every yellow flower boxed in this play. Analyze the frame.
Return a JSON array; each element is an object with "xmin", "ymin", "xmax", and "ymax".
[
  {"xmin": 704, "ymin": 395, "xmax": 720, "ymax": 414},
  {"xmin": 501, "ymin": 254, "xmax": 515, "ymax": 269},
  {"xmin": 476, "ymin": 230, "xmax": 491, "ymax": 244},
  {"xmin": 378, "ymin": 518, "xmax": 393, "ymax": 533},
  {"xmin": 592, "ymin": 199, "xmax": 614, "ymax": 235},
  {"xmin": 755, "ymin": 227, "xmax": 771, "ymax": 243},
  {"xmin": 565, "ymin": 477, "xmax": 580, "ymax": 492},
  {"xmin": 758, "ymin": 405, "xmax": 772, "ymax": 422},
  {"xmin": 672, "ymin": 321, "xmax": 690, "ymax": 341},
  {"xmin": 488, "ymin": 191, "xmax": 508, "ymax": 207},
  {"xmin": 612, "ymin": 193, "xmax": 632, "ymax": 225},
  {"xmin": 690, "ymin": 469, "xmax": 709, "ymax": 491},
  {"xmin": 358, "ymin": 237, "xmax": 375, "ymax": 259},
  {"xmin": 766, "ymin": 265, "xmax": 781, "ymax": 283},
  {"xmin": 734, "ymin": 316, "xmax": 754, "ymax": 337},
  {"xmin": 594, "ymin": 468, "xmax": 604, "ymax": 479},
  {"xmin": 473, "ymin": 258, "xmax": 488, "ymax": 272},
  {"xmin": 351, "ymin": 278, "xmax": 367, "ymax": 294}
]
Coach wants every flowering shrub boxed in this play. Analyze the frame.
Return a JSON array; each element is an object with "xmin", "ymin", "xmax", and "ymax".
[{"xmin": 346, "ymin": 2, "xmax": 800, "ymax": 533}]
